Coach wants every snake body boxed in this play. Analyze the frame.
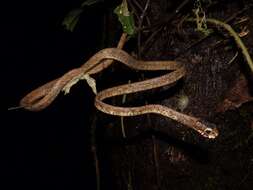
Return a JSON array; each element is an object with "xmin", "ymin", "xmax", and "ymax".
[{"xmin": 20, "ymin": 48, "xmax": 218, "ymax": 139}]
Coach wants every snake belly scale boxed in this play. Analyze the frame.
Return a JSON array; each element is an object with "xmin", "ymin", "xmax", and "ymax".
[{"xmin": 20, "ymin": 48, "xmax": 218, "ymax": 139}]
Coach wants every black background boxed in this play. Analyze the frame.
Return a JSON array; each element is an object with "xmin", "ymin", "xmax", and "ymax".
[{"xmin": 3, "ymin": 1, "xmax": 112, "ymax": 189}]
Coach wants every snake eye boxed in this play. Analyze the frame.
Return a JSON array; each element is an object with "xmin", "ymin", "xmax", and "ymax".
[{"xmin": 204, "ymin": 128, "xmax": 217, "ymax": 139}]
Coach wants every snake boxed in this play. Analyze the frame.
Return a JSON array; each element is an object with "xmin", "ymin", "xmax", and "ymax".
[{"xmin": 20, "ymin": 48, "xmax": 219, "ymax": 139}]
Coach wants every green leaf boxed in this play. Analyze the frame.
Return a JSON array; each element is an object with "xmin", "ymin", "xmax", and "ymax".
[
  {"xmin": 114, "ymin": 0, "xmax": 135, "ymax": 36},
  {"xmin": 81, "ymin": 0, "xmax": 103, "ymax": 7},
  {"xmin": 62, "ymin": 8, "xmax": 83, "ymax": 32},
  {"xmin": 62, "ymin": 0, "xmax": 103, "ymax": 32}
]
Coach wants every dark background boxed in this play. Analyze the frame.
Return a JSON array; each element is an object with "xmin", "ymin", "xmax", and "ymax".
[{"xmin": 3, "ymin": 0, "xmax": 113, "ymax": 189}]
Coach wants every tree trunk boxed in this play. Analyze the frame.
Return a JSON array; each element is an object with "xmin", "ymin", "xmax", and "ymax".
[{"xmin": 96, "ymin": 0, "xmax": 253, "ymax": 189}]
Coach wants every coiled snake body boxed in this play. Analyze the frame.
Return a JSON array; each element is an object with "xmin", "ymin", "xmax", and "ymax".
[{"xmin": 20, "ymin": 48, "xmax": 218, "ymax": 139}]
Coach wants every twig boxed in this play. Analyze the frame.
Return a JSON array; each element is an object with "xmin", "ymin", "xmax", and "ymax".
[
  {"xmin": 152, "ymin": 135, "xmax": 161, "ymax": 189},
  {"xmin": 131, "ymin": 0, "xmax": 143, "ymax": 12},
  {"xmin": 228, "ymin": 52, "xmax": 239, "ymax": 65},
  {"xmin": 175, "ymin": 0, "xmax": 190, "ymax": 13},
  {"xmin": 127, "ymin": 0, "xmax": 141, "ymax": 24},
  {"xmin": 139, "ymin": 0, "xmax": 150, "ymax": 29},
  {"xmin": 137, "ymin": 0, "xmax": 150, "ymax": 57},
  {"xmin": 140, "ymin": 0, "xmax": 189, "ymax": 54},
  {"xmin": 128, "ymin": 0, "xmax": 151, "ymax": 27},
  {"xmin": 205, "ymin": 18, "xmax": 253, "ymax": 72},
  {"xmin": 87, "ymin": 33, "xmax": 127, "ymax": 75},
  {"xmin": 90, "ymin": 33, "xmax": 128, "ymax": 190},
  {"xmin": 121, "ymin": 80, "xmax": 131, "ymax": 138},
  {"xmin": 90, "ymin": 115, "xmax": 100, "ymax": 190},
  {"xmin": 186, "ymin": 17, "xmax": 253, "ymax": 72},
  {"xmin": 145, "ymin": 101, "xmax": 161, "ymax": 189},
  {"xmin": 8, "ymin": 105, "xmax": 24, "ymax": 111},
  {"xmin": 142, "ymin": 0, "xmax": 190, "ymax": 32},
  {"xmin": 176, "ymin": 6, "xmax": 250, "ymax": 58},
  {"xmin": 140, "ymin": 26, "xmax": 163, "ymax": 54},
  {"xmin": 120, "ymin": 117, "xmax": 126, "ymax": 138}
]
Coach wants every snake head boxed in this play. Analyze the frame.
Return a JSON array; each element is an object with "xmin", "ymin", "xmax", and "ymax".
[
  {"xmin": 202, "ymin": 127, "xmax": 219, "ymax": 139},
  {"xmin": 196, "ymin": 120, "xmax": 219, "ymax": 139}
]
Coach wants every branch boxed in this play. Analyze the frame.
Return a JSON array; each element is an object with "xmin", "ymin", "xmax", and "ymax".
[{"xmin": 188, "ymin": 18, "xmax": 253, "ymax": 72}]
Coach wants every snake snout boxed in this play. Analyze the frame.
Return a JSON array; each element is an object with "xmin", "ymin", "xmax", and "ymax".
[{"xmin": 203, "ymin": 127, "xmax": 219, "ymax": 139}]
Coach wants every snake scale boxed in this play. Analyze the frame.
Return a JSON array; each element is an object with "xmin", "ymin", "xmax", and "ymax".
[{"xmin": 20, "ymin": 48, "xmax": 218, "ymax": 139}]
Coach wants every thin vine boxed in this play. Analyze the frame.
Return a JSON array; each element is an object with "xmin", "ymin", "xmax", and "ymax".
[{"xmin": 188, "ymin": 18, "xmax": 253, "ymax": 72}]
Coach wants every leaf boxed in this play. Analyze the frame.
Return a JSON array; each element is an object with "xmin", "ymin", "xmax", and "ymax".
[
  {"xmin": 62, "ymin": 73, "xmax": 97, "ymax": 95},
  {"xmin": 62, "ymin": 8, "xmax": 83, "ymax": 32},
  {"xmin": 81, "ymin": 0, "xmax": 103, "ymax": 7},
  {"xmin": 114, "ymin": 0, "xmax": 135, "ymax": 36},
  {"xmin": 62, "ymin": 0, "xmax": 103, "ymax": 32},
  {"xmin": 83, "ymin": 74, "xmax": 97, "ymax": 94}
]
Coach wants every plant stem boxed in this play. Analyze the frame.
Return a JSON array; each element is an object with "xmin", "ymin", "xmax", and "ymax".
[
  {"xmin": 207, "ymin": 18, "xmax": 253, "ymax": 72},
  {"xmin": 188, "ymin": 18, "xmax": 253, "ymax": 72}
]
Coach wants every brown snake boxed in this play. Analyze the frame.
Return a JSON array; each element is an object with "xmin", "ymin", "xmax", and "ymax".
[{"xmin": 20, "ymin": 48, "xmax": 219, "ymax": 139}]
